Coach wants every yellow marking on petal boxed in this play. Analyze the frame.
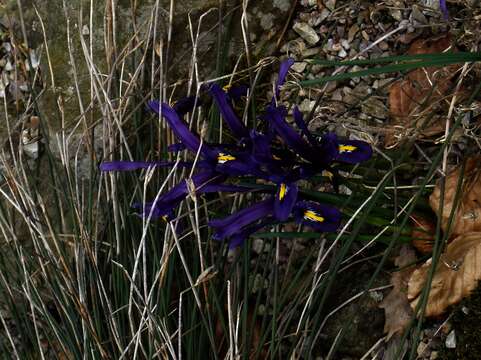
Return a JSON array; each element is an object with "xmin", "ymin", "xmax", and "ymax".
[
  {"xmin": 304, "ymin": 210, "xmax": 325, "ymax": 223},
  {"xmin": 162, "ymin": 215, "xmax": 169, "ymax": 222},
  {"xmin": 339, "ymin": 144, "xmax": 357, "ymax": 153},
  {"xmin": 217, "ymin": 153, "xmax": 236, "ymax": 164},
  {"xmin": 222, "ymin": 84, "xmax": 232, "ymax": 92},
  {"xmin": 272, "ymin": 154, "xmax": 281, "ymax": 160},
  {"xmin": 322, "ymin": 170, "xmax": 334, "ymax": 180},
  {"xmin": 279, "ymin": 183, "xmax": 288, "ymax": 200}
]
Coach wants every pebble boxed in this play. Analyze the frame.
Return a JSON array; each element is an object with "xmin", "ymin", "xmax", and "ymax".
[
  {"xmin": 291, "ymin": 62, "xmax": 307, "ymax": 73},
  {"xmin": 410, "ymin": 5, "xmax": 428, "ymax": 25},
  {"xmin": 445, "ymin": 330, "xmax": 456, "ymax": 349},
  {"xmin": 293, "ymin": 22, "xmax": 320, "ymax": 45},
  {"xmin": 298, "ymin": 98, "xmax": 316, "ymax": 113},
  {"xmin": 281, "ymin": 38, "xmax": 307, "ymax": 55},
  {"xmin": 302, "ymin": 47, "xmax": 321, "ymax": 58}
]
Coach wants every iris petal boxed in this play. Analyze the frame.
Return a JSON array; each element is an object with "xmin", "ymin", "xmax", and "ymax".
[
  {"xmin": 265, "ymin": 105, "xmax": 315, "ymax": 163},
  {"xmin": 225, "ymin": 219, "xmax": 273, "ymax": 249},
  {"xmin": 274, "ymin": 58, "xmax": 295, "ymax": 101},
  {"xmin": 274, "ymin": 182, "xmax": 298, "ymax": 221},
  {"xmin": 335, "ymin": 139, "xmax": 373, "ymax": 164},
  {"xmin": 292, "ymin": 106, "xmax": 317, "ymax": 145},
  {"xmin": 209, "ymin": 198, "xmax": 274, "ymax": 240},
  {"xmin": 173, "ymin": 96, "xmax": 201, "ymax": 117},
  {"xmin": 294, "ymin": 201, "xmax": 341, "ymax": 232},
  {"xmin": 100, "ymin": 160, "xmax": 196, "ymax": 172},
  {"xmin": 439, "ymin": 0, "xmax": 448, "ymax": 20},
  {"xmin": 148, "ymin": 100, "xmax": 205, "ymax": 155},
  {"xmin": 209, "ymin": 83, "xmax": 249, "ymax": 138},
  {"xmin": 227, "ymin": 85, "xmax": 248, "ymax": 102}
]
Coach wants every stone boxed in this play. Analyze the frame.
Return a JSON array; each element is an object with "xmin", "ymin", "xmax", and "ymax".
[
  {"xmin": 361, "ymin": 97, "xmax": 388, "ymax": 119},
  {"xmin": 410, "ymin": 5, "xmax": 428, "ymax": 25},
  {"xmin": 293, "ymin": 22, "xmax": 320, "ymax": 45},
  {"xmin": 291, "ymin": 62, "xmax": 307, "ymax": 73},
  {"xmin": 445, "ymin": 330, "xmax": 456, "ymax": 349}
]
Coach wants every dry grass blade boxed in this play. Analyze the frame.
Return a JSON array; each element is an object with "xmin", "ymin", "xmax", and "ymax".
[{"xmin": 408, "ymin": 232, "xmax": 481, "ymax": 317}]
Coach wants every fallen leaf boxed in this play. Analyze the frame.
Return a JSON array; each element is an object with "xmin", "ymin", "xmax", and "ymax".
[
  {"xmin": 379, "ymin": 245, "xmax": 417, "ymax": 339},
  {"xmin": 429, "ymin": 156, "xmax": 481, "ymax": 237},
  {"xmin": 411, "ymin": 214, "xmax": 436, "ymax": 255},
  {"xmin": 385, "ymin": 34, "xmax": 463, "ymax": 147},
  {"xmin": 408, "ymin": 232, "xmax": 481, "ymax": 317}
]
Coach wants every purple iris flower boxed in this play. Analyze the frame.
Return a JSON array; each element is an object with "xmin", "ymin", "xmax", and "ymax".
[
  {"xmin": 209, "ymin": 198, "xmax": 275, "ymax": 240},
  {"xmin": 274, "ymin": 58, "xmax": 295, "ymax": 102},
  {"xmin": 99, "ymin": 160, "xmax": 208, "ymax": 172},
  {"xmin": 268, "ymin": 105, "xmax": 372, "ymax": 166},
  {"xmin": 135, "ymin": 173, "xmax": 250, "ymax": 220},
  {"xmin": 293, "ymin": 201, "xmax": 341, "ymax": 232},
  {"xmin": 172, "ymin": 96, "xmax": 201, "ymax": 117},
  {"xmin": 226, "ymin": 84, "xmax": 248, "ymax": 102},
  {"xmin": 439, "ymin": 0, "xmax": 449, "ymax": 20},
  {"xmin": 225, "ymin": 219, "xmax": 274, "ymax": 249},
  {"xmin": 209, "ymin": 83, "xmax": 249, "ymax": 139}
]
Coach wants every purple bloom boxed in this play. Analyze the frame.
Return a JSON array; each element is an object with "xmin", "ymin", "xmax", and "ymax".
[
  {"xmin": 209, "ymin": 198, "xmax": 274, "ymax": 240},
  {"xmin": 321, "ymin": 133, "xmax": 373, "ymax": 164},
  {"xmin": 167, "ymin": 143, "xmax": 187, "ymax": 152},
  {"xmin": 209, "ymin": 83, "xmax": 249, "ymax": 139},
  {"xmin": 148, "ymin": 101, "xmax": 212, "ymax": 157},
  {"xmin": 293, "ymin": 201, "xmax": 341, "ymax": 232},
  {"xmin": 173, "ymin": 96, "xmax": 201, "ymax": 117},
  {"xmin": 439, "ymin": 0, "xmax": 449, "ymax": 20},
  {"xmin": 100, "ymin": 160, "xmax": 199, "ymax": 171},
  {"xmin": 274, "ymin": 58, "xmax": 295, "ymax": 102},
  {"xmin": 227, "ymin": 84, "xmax": 248, "ymax": 102},
  {"xmin": 225, "ymin": 219, "xmax": 273, "ymax": 249},
  {"xmin": 265, "ymin": 105, "xmax": 316, "ymax": 163},
  {"xmin": 274, "ymin": 182, "xmax": 298, "ymax": 221}
]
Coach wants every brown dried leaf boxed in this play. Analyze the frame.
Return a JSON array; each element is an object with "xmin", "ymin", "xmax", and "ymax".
[
  {"xmin": 408, "ymin": 232, "xmax": 481, "ymax": 317},
  {"xmin": 411, "ymin": 215, "xmax": 436, "ymax": 255},
  {"xmin": 430, "ymin": 156, "xmax": 481, "ymax": 237},
  {"xmin": 386, "ymin": 35, "xmax": 462, "ymax": 147},
  {"xmin": 379, "ymin": 245, "xmax": 417, "ymax": 339}
]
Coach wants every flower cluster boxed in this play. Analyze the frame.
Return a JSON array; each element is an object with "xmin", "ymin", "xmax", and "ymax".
[{"xmin": 100, "ymin": 59, "xmax": 372, "ymax": 248}]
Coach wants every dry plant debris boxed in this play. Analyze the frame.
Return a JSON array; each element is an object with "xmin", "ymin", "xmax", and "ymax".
[
  {"xmin": 408, "ymin": 232, "xmax": 481, "ymax": 317},
  {"xmin": 386, "ymin": 35, "xmax": 462, "ymax": 147},
  {"xmin": 379, "ymin": 245, "xmax": 416, "ymax": 339},
  {"xmin": 411, "ymin": 214, "xmax": 436, "ymax": 255},
  {"xmin": 429, "ymin": 156, "xmax": 481, "ymax": 237}
]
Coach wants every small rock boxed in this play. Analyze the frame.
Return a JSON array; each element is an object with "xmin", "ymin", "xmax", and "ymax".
[
  {"xmin": 281, "ymin": 38, "xmax": 307, "ymax": 55},
  {"xmin": 298, "ymin": 98, "xmax": 316, "ymax": 113},
  {"xmin": 302, "ymin": 47, "xmax": 321, "ymax": 58},
  {"xmin": 378, "ymin": 41, "xmax": 389, "ymax": 50},
  {"xmin": 338, "ymin": 48, "xmax": 348, "ymax": 58},
  {"xmin": 293, "ymin": 22, "xmax": 320, "ymax": 45},
  {"xmin": 361, "ymin": 30, "xmax": 369, "ymax": 41},
  {"xmin": 391, "ymin": 9, "xmax": 403, "ymax": 21},
  {"xmin": 318, "ymin": 8, "xmax": 331, "ymax": 23},
  {"xmin": 323, "ymin": 38, "xmax": 335, "ymax": 52},
  {"xmin": 291, "ymin": 62, "xmax": 307, "ymax": 73},
  {"xmin": 348, "ymin": 24, "xmax": 359, "ymax": 42},
  {"xmin": 410, "ymin": 5, "xmax": 428, "ymax": 25},
  {"xmin": 445, "ymin": 330, "xmax": 456, "ymax": 349},
  {"xmin": 325, "ymin": 0, "xmax": 336, "ymax": 11},
  {"xmin": 361, "ymin": 97, "xmax": 388, "ymax": 119},
  {"xmin": 341, "ymin": 39, "xmax": 350, "ymax": 50},
  {"xmin": 332, "ymin": 42, "xmax": 342, "ymax": 52}
]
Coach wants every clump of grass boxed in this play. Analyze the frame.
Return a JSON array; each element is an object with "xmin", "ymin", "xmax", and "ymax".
[{"xmin": 0, "ymin": 1, "xmax": 480, "ymax": 359}]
